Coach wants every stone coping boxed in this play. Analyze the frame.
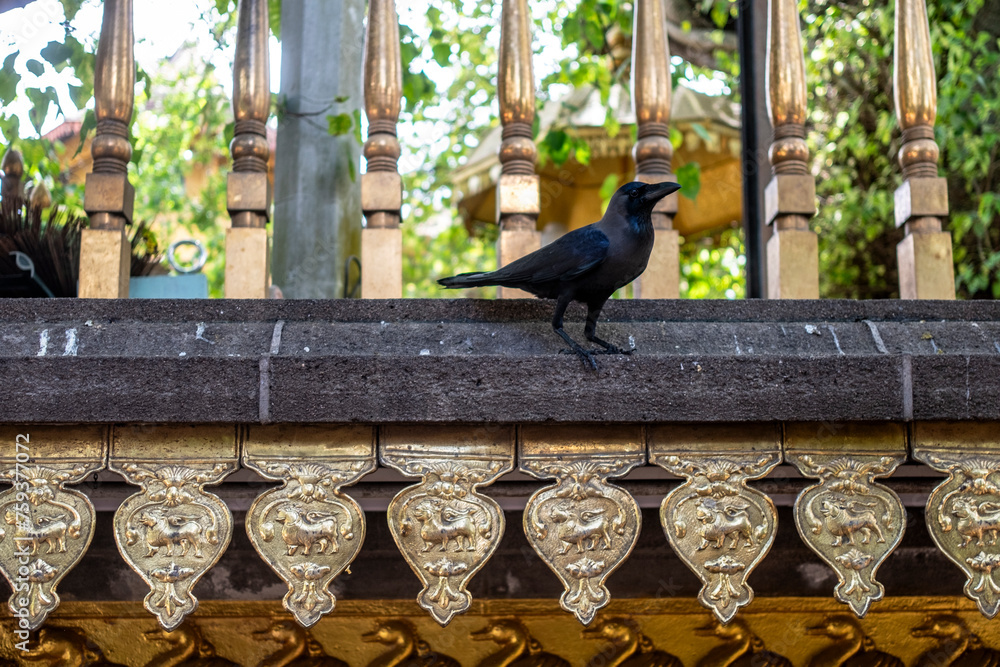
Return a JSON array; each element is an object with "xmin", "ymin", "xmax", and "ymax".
[{"xmin": 1, "ymin": 299, "xmax": 998, "ymax": 423}]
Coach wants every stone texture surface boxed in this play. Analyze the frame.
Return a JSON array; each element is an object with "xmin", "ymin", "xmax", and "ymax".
[{"xmin": 0, "ymin": 299, "xmax": 998, "ymax": 423}]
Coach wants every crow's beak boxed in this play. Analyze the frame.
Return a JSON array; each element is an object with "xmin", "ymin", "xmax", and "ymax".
[{"xmin": 640, "ymin": 181, "xmax": 681, "ymax": 204}]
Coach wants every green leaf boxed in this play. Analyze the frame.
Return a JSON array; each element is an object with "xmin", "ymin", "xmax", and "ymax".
[
  {"xmin": 691, "ymin": 122, "xmax": 712, "ymax": 143},
  {"xmin": 40, "ymin": 41, "xmax": 73, "ymax": 68},
  {"xmin": 75, "ymin": 109, "xmax": 96, "ymax": 157},
  {"xmin": 67, "ymin": 84, "xmax": 88, "ymax": 109},
  {"xmin": 432, "ymin": 43, "xmax": 452, "ymax": 67},
  {"xmin": 25, "ymin": 59, "xmax": 44, "ymax": 77},
  {"xmin": 674, "ymin": 162, "xmax": 701, "ymax": 200},
  {"xmin": 326, "ymin": 113, "xmax": 353, "ymax": 136},
  {"xmin": 26, "ymin": 87, "xmax": 56, "ymax": 135},
  {"xmin": 599, "ymin": 173, "xmax": 619, "ymax": 207},
  {"xmin": 0, "ymin": 52, "xmax": 20, "ymax": 106},
  {"xmin": 573, "ymin": 139, "xmax": 591, "ymax": 166}
]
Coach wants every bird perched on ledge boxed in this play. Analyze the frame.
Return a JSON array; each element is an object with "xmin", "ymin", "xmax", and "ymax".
[{"xmin": 438, "ymin": 180, "xmax": 681, "ymax": 369}]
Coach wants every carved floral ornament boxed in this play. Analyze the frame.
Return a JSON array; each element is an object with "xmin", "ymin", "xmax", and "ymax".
[{"xmin": 6, "ymin": 421, "xmax": 1000, "ymax": 634}]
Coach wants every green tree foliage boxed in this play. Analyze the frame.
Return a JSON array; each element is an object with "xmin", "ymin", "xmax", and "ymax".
[{"xmin": 805, "ymin": 0, "xmax": 1000, "ymax": 298}]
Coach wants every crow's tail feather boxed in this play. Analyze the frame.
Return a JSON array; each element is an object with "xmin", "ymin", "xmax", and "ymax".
[{"xmin": 437, "ymin": 271, "xmax": 501, "ymax": 288}]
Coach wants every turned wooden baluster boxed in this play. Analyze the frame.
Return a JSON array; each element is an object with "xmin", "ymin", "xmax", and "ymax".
[
  {"xmin": 763, "ymin": 0, "xmax": 818, "ymax": 298},
  {"xmin": 631, "ymin": 0, "xmax": 679, "ymax": 298},
  {"xmin": 496, "ymin": 0, "xmax": 540, "ymax": 298},
  {"xmin": 360, "ymin": 0, "xmax": 403, "ymax": 298},
  {"xmin": 225, "ymin": 0, "xmax": 271, "ymax": 298},
  {"xmin": 893, "ymin": 0, "xmax": 954, "ymax": 299},
  {"xmin": 1, "ymin": 148, "xmax": 23, "ymax": 200},
  {"xmin": 80, "ymin": 0, "xmax": 134, "ymax": 298}
]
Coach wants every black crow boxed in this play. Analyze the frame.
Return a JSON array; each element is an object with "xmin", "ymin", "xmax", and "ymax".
[{"xmin": 438, "ymin": 180, "xmax": 681, "ymax": 369}]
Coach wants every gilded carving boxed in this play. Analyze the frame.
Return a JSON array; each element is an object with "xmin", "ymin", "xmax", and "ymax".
[
  {"xmin": 255, "ymin": 619, "xmax": 349, "ymax": 666},
  {"xmin": 111, "ymin": 425, "xmax": 238, "ymax": 631},
  {"xmin": 521, "ymin": 427, "xmax": 644, "ymax": 625},
  {"xmin": 805, "ymin": 615, "xmax": 903, "ymax": 667},
  {"xmin": 382, "ymin": 427, "xmax": 514, "ymax": 625},
  {"xmin": 914, "ymin": 440, "xmax": 1000, "ymax": 617},
  {"xmin": 652, "ymin": 449, "xmax": 779, "ymax": 623},
  {"xmin": 0, "ymin": 427, "xmax": 105, "ymax": 631},
  {"xmin": 471, "ymin": 619, "xmax": 570, "ymax": 667},
  {"xmin": 694, "ymin": 618, "xmax": 792, "ymax": 667},
  {"xmin": 911, "ymin": 614, "xmax": 1000, "ymax": 665},
  {"xmin": 582, "ymin": 617, "xmax": 683, "ymax": 667},
  {"xmin": 362, "ymin": 619, "xmax": 461, "ymax": 667},
  {"xmin": 244, "ymin": 426, "xmax": 375, "ymax": 627},
  {"xmin": 788, "ymin": 453, "xmax": 906, "ymax": 617},
  {"xmin": 21, "ymin": 625, "xmax": 127, "ymax": 666},
  {"xmin": 144, "ymin": 622, "xmax": 239, "ymax": 666}
]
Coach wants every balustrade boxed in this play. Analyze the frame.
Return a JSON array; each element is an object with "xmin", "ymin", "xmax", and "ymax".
[{"xmin": 8, "ymin": 0, "xmax": 960, "ymax": 300}]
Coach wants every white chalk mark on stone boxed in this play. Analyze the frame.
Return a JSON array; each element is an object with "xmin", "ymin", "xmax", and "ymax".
[
  {"xmin": 36, "ymin": 329, "xmax": 49, "ymax": 356},
  {"xmin": 62, "ymin": 328, "xmax": 78, "ymax": 356},
  {"xmin": 804, "ymin": 324, "xmax": 821, "ymax": 335},
  {"xmin": 827, "ymin": 326, "xmax": 845, "ymax": 355},
  {"xmin": 733, "ymin": 334, "xmax": 742, "ymax": 355},
  {"xmin": 863, "ymin": 320, "xmax": 888, "ymax": 354},
  {"xmin": 195, "ymin": 322, "xmax": 215, "ymax": 345}
]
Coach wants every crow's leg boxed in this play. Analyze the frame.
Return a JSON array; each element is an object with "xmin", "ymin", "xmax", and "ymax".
[
  {"xmin": 552, "ymin": 294, "xmax": 597, "ymax": 370},
  {"xmin": 585, "ymin": 300, "xmax": 632, "ymax": 355}
]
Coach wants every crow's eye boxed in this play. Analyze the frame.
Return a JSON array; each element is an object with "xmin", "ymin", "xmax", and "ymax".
[{"xmin": 628, "ymin": 189, "xmax": 639, "ymax": 199}]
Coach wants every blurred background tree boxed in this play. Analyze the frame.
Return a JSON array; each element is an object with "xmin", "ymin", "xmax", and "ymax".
[{"xmin": 1, "ymin": 0, "xmax": 996, "ymax": 299}]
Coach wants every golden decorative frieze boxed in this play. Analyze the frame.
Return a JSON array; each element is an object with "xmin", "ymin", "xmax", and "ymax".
[
  {"xmin": 1, "ymin": 598, "xmax": 995, "ymax": 665},
  {"xmin": 110, "ymin": 425, "xmax": 238, "ymax": 631},
  {"xmin": 650, "ymin": 424, "xmax": 781, "ymax": 623},
  {"xmin": 520, "ymin": 426, "xmax": 644, "ymax": 625},
  {"xmin": 785, "ymin": 423, "xmax": 907, "ymax": 618},
  {"xmin": 0, "ymin": 426, "xmax": 106, "ymax": 631},
  {"xmin": 381, "ymin": 426, "xmax": 514, "ymax": 625},
  {"xmin": 913, "ymin": 422, "xmax": 1000, "ymax": 618},
  {"xmin": 243, "ymin": 425, "xmax": 376, "ymax": 627}
]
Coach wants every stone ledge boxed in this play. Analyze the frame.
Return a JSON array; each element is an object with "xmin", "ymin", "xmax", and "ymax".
[{"xmin": 0, "ymin": 299, "xmax": 998, "ymax": 423}]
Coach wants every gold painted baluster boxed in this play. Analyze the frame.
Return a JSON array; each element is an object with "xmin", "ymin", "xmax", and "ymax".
[
  {"xmin": 893, "ymin": 0, "xmax": 954, "ymax": 299},
  {"xmin": 763, "ymin": 0, "xmax": 818, "ymax": 299},
  {"xmin": 225, "ymin": 0, "xmax": 271, "ymax": 298},
  {"xmin": 80, "ymin": 0, "xmax": 134, "ymax": 298},
  {"xmin": 360, "ymin": 0, "xmax": 403, "ymax": 298},
  {"xmin": 496, "ymin": 0, "xmax": 541, "ymax": 298},
  {"xmin": 1, "ymin": 148, "xmax": 23, "ymax": 200},
  {"xmin": 631, "ymin": 0, "xmax": 679, "ymax": 299}
]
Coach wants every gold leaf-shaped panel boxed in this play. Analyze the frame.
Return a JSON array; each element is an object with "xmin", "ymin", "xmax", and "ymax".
[
  {"xmin": 786, "ymin": 423, "xmax": 907, "ymax": 617},
  {"xmin": 111, "ymin": 425, "xmax": 238, "ymax": 631},
  {"xmin": 650, "ymin": 424, "xmax": 781, "ymax": 623},
  {"xmin": 244, "ymin": 425, "xmax": 376, "ymax": 627},
  {"xmin": 913, "ymin": 422, "xmax": 1000, "ymax": 618},
  {"xmin": 0, "ymin": 426, "xmax": 106, "ymax": 630},
  {"xmin": 381, "ymin": 426, "xmax": 514, "ymax": 626},
  {"xmin": 520, "ymin": 426, "xmax": 644, "ymax": 625}
]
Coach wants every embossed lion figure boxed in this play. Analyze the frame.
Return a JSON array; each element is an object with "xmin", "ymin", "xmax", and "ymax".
[
  {"xmin": 951, "ymin": 497, "xmax": 1000, "ymax": 548},
  {"xmin": 2, "ymin": 507, "xmax": 71, "ymax": 555},
  {"xmin": 133, "ymin": 509, "xmax": 212, "ymax": 558},
  {"xmin": 407, "ymin": 497, "xmax": 488, "ymax": 553},
  {"xmin": 549, "ymin": 500, "xmax": 623, "ymax": 554},
  {"xmin": 695, "ymin": 498, "xmax": 758, "ymax": 550},
  {"xmin": 264, "ymin": 505, "xmax": 348, "ymax": 556},
  {"xmin": 816, "ymin": 497, "xmax": 886, "ymax": 547}
]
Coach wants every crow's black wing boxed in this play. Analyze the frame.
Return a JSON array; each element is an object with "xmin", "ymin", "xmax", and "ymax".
[{"xmin": 491, "ymin": 225, "xmax": 609, "ymax": 284}]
